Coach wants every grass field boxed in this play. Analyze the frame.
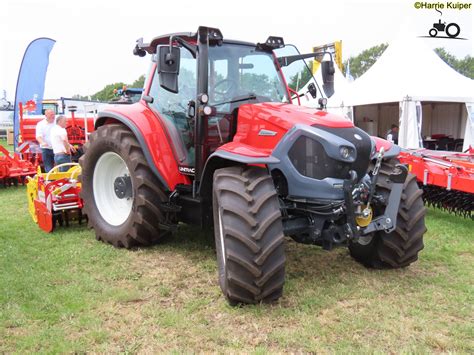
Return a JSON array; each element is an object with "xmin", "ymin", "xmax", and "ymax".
[
  {"xmin": 0, "ymin": 138, "xmax": 13, "ymax": 153},
  {"xmin": 0, "ymin": 186, "xmax": 473, "ymax": 352}
]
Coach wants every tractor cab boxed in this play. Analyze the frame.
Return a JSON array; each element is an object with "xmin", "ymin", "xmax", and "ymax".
[{"xmin": 135, "ymin": 27, "xmax": 335, "ymax": 175}]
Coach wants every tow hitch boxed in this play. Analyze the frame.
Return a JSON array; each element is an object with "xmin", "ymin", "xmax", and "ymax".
[{"xmin": 362, "ymin": 164, "xmax": 408, "ymax": 235}]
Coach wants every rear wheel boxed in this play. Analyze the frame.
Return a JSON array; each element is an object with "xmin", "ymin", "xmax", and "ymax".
[
  {"xmin": 213, "ymin": 166, "xmax": 285, "ymax": 305},
  {"xmin": 349, "ymin": 160, "xmax": 427, "ymax": 268},
  {"xmin": 79, "ymin": 124, "xmax": 173, "ymax": 248}
]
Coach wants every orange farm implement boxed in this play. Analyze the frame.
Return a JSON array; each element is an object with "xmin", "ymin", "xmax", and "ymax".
[
  {"xmin": 26, "ymin": 163, "xmax": 85, "ymax": 232},
  {"xmin": 399, "ymin": 148, "xmax": 474, "ymax": 218},
  {"xmin": 0, "ymin": 145, "xmax": 37, "ymax": 186}
]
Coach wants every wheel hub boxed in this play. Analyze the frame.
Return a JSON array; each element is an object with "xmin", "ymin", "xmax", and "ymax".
[
  {"xmin": 93, "ymin": 151, "xmax": 133, "ymax": 226},
  {"xmin": 114, "ymin": 175, "xmax": 132, "ymax": 199}
]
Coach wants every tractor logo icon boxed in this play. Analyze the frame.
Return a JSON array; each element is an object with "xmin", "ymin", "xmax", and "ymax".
[{"xmin": 429, "ymin": 19, "xmax": 460, "ymax": 38}]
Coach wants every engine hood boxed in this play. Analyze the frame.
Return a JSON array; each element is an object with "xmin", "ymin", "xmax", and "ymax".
[
  {"xmin": 217, "ymin": 102, "xmax": 355, "ymax": 158},
  {"xmin": 238, "ymin": 102, "xmax": 354, "ymax": 131}
]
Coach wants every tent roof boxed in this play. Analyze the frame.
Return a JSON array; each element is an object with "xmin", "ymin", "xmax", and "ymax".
[{"xmin": 344, "ymin": 35, "xmax": 474, "ymax": 106}]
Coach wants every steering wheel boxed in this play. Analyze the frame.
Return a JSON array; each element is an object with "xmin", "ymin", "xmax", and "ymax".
[{"xmin": 213, "ymin": 79, "xmax": 237, "ymax": 102}]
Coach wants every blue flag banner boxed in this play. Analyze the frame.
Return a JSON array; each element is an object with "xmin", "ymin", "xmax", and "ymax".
[{"xmin": 13, "ymin": 37, "xmax": 56, "ymax": 149}]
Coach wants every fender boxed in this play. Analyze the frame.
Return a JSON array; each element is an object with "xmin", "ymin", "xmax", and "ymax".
[
  {"xmin": 371, "ymin": 136, "xmax": 401, "ymax": 159},
  {"xmin": 95, "ymin": 107, "xmax": 191, "ymax": 192},
  {"xmin": 198, "ymin": 150, "xmax": 279, "ymax": 201}
]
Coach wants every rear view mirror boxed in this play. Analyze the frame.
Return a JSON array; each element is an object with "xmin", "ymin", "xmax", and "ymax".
[
  {"xmin": 307, "ymin": 83, "xmax": 317, "ymax": 99},
  {"xmin": 321, "ymin": 60, "xmax": 335, "ymax": 98},
  {"xmin": 158, "ymin": 46, "xmax": 180, "ymax": 93}
]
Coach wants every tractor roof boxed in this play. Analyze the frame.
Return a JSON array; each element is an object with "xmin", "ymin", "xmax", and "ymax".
[{"xmin": 133, "ymin": 26, "xmax": 281, "ymax": 57}]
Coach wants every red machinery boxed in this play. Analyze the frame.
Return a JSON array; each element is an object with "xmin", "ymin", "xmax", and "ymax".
[
  {"xmin": 0, "ymin": 145, "xmax": 37, "ymax": 186},
  {"xmin": 26, "ymin": 163, "xmax": 84, "ymax": 232},
  {"xmin": 18, "ymin": 99, "xmax": 100, "ymax": 167},
  {"xmin": 399, "ymin": 148, "xmax": 474, "ymax": 218}
]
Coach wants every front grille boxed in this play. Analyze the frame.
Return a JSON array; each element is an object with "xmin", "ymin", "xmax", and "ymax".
[
  {"xmin": 288, "ymin": 136, "xmax": 351, "ymax": 179},
  {"xmin": 288, "ymin": 126, "xmax": 372, "ymax": 181}
]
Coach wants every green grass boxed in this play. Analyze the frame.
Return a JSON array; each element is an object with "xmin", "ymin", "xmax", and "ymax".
[
  {"xmin": 0, "ymin": 138, "xmax": 13, "ymax": 153},
  {"xmin": 0, "ymin": 186, "xmax": 473, "ymax": 352}
]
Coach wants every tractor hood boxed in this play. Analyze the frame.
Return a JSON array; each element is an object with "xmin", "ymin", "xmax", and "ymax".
[
  {"xmin": 238, "ymin": 102, "xmax": 354, "ymax": 131},
  {"xmin": 218, "ymin": 102, "xmax": 355, "ymax": 157}
]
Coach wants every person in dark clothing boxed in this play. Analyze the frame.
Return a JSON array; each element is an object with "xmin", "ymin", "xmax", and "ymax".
[{"xmin": 386, "ymin": 124, "xmax": 399, "ymax": 145}]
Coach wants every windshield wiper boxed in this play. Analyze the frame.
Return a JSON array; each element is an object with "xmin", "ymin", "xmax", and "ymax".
[{"xmin": 213, "ymin": 94, "xmax": 257, "ymax": 107}]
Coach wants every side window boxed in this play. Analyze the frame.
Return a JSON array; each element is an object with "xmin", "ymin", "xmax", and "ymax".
[
  {"xmin": 149, "ymin": 47, "xmax": 196, "ymax": 165},
  {"xmin": 274, "ymin": 45, "xmax": 316, "ymax": 94}
]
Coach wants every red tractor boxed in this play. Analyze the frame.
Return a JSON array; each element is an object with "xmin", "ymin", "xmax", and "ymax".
[{"xmin": 79, "ymin": 27, "xmax": 427, "ymax": 305}]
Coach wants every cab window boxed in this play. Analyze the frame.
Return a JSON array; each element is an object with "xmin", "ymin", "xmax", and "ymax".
[{"xmin": 148, "ymin": 47, "xmax": 196, "ymax": 165}]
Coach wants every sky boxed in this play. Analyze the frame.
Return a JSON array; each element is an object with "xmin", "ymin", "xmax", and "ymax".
[{"xmin": 0, "ymin": 0, "xmax": 472, "ymax": 100}]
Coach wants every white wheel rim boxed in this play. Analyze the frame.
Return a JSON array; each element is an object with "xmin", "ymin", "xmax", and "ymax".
[
  {"xmin": 93, "ymin": 152, "xmax": 132, "ymax": 226},
  {"xmin": 218, "ymin": 207, "xmax": 226, "ymax": 266}
]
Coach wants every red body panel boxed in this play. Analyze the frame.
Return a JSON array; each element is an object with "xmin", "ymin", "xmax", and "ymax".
[
  {"xmin": 35, "ymin": 199, "xmax": 53, "ymax": 233},
  {"xmin": 371, "ymin": 136, "xmax": 394, "ymax": 154},
  {"xmin": 218, "ymin": 102, "xmax": 354, "ymax": 157},
  {"xmin": 102, "ymin": 103, "xmax": 191, "ymax": 190}
]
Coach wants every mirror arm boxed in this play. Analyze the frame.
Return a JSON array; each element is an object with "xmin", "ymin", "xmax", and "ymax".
[
  {"xmin": 175, "ymin": 37, "xmax": 197, "ymax": 58},
  {"xmin": 168, "ymin": 36, "xmax": 197, "ymax": 59},
  {"xmin": 277, "ymin": 51, "xmax": 333, "ymax": 67}
]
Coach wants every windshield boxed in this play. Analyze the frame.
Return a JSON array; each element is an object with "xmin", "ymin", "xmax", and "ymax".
[
  {"xmin": 208, "ymin": 43, "xmax": 289, "ymax": 112},
  {"xmin": 274, "ymin": 45, "xmax": 319, "ymax": 96}
]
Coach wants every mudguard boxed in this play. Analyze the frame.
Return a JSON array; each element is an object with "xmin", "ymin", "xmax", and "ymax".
[{"xmin": 95, "ymin": 105, "xmax": 191, "ymax": 192}]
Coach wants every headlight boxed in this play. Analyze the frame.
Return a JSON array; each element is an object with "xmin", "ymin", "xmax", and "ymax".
[{"xmin": 340, "ymin": 146, "xmax": 353, "ymax": 160}]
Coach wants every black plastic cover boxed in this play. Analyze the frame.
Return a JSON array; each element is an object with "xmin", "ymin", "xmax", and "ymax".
[{"xmin": 288, "ymin": 125, "xmax": 372, "ymax": 181}]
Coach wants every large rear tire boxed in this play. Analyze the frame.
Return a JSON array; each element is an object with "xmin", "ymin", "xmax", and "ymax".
[
  {"xmin": 349, "ymin": 160, "xmax": 427, "ymax": 268},
  {"xmin": 213, "ymin": 166, "xmax": 285, "ymax": 305},
  {"xmin": 79, "ymin": 124, "xmax": 173, "ymax": 248}
]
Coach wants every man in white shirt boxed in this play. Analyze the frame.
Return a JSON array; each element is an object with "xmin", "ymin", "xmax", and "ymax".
[
  {"xmin": 51, "ymin": 115, "xmax": 76, "ymax": 172},
  {"xmin": 35, "ymin": 109, "xmax": 55, "ymax": 172}
]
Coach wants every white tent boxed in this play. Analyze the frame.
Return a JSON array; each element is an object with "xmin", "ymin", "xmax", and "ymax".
[{"xmin": 342, "ymin": 35, "xmax": 474, "ymax": 150}]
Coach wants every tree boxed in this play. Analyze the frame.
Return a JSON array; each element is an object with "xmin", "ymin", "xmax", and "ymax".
[
  {"xmin": 344, "ymin": 44, "xmax": 473, "ymax": 80},
  {"xmin": 90, "ymin": 82, "xmax": 128, "ymax": 101},
  {"xmin": 130, "ymin": 74, "xmax": 146, "ymax": 88},
  {"xmin": 344, "ymin": 43, "xmax": 388, "ymax": 79},
  {"xmin": 434, "ymin": 48, "xmax": 473, "ymax": 79},
  {"xmin": 71, "ymin": 94, "xmax": 90, "ymax": 100},
  {"xmin": 73, "ymin": 74, "xmax": 146, "ymax": 102},
  {"xmin": 287, "ymin": 60, "xmax": 315, "ymax": 92}
]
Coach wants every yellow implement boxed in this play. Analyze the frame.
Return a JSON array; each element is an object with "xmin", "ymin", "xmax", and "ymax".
[{"xmin": 26, "ymin": 163, "xmax": 82, "ymax": 227}]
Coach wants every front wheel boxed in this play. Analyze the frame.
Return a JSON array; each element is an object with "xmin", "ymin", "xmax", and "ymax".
[
  {"xmin": 349, "ymin": 160, "xmax": 427, "ymax": 268},
  {"xmin": 213, "ymin": 166, "xmax": 285, "ymax": 305},
  {"xmin": 79, "ymin": 124, "xmax": 173, "ymax": 248}
]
